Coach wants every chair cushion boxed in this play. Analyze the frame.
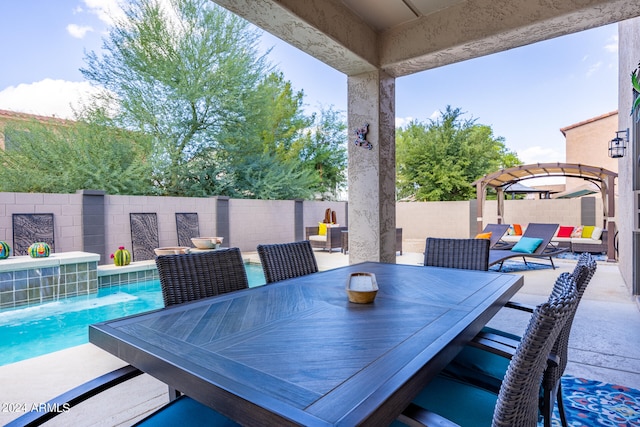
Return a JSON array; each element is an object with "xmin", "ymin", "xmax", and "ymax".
[
  {"xmin": 511, "ymin": 237, "xmax": 543, "ymax": 254},
  {"xmin": 571, "ymin": 237, "xmax": 601, "ymax": 244},
  {"xmin": 582, "ymin": 225, "xmax": 595, "ymax": 238},
  {"xmin": 571, "ymin": 226, "xmax": 584, "ymax": 238},
  {"xmin": 410, "ymin": 375, "xmax": 497, "ymax": 426},
  {"xmin": 308, "ymin": 235, "xmax": 327, "ymax": 242},
  {"xmin": 134, "ymin": 396, "xmax": 239, "ymax": 426},
  {"xmin": 443, "ymin": 340, "xmax": 509, "ymax": 392},
  {"xmin": 475, "ymin": 232, "xmax": 492, "ymax": 240},
  {"xmin": 557, "ymin": 226, "xmax": 574, "ymax": 238},
  {"xmin": 591, "ymin": 226, "xmax": 603, "ymax": 240},
  {"xmin": 513, "ymin": 224, "xmax": 523, "ymax": 235},
  {"xmin": 318, "ymin": 222, "xmax": 327, "ymax": 236}
]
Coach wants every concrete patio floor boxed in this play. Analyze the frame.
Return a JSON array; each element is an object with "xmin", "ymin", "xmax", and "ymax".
[{"xmin": 1, "ymin": 251, "xmax": 639, "ymax": 426}]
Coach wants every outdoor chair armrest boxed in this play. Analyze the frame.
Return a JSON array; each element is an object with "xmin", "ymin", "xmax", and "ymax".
[
  {"xmin": 469, "ymin": 332, "xmax": 518, "ymax": 359},
  {"xmin": 504, "ymin": 300, "xmax": 535, "ymax": 312},
  {"xmin": 399, "ymin": 403, "xmax": 461, "ymax": 427},
  {"xmin": 5, "ymin": 365, "xmax": 143, "ymax": 427}
]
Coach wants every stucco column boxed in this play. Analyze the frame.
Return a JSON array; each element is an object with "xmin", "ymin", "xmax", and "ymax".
[{"xmin": 347, "ymin": 70, "xmax": 396, "ymax": 264}]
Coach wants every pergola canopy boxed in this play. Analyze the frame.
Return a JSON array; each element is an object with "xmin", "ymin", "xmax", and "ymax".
[
  {"xmin": 473, "ymin": 163, "xmax": 618, "ymax": 189},
  {"xmin": 473, "ymin": 163, "xmax": 618, "ymax": 261}
]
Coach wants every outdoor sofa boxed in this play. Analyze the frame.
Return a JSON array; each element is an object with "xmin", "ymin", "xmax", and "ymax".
[{"xmin": 501, "ymin": 223, "xmax": 608, "ymax": 254}]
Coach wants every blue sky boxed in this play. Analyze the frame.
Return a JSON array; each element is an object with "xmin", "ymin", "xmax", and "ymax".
[{"xmin": 0, "ymin": 0, "xmax": 619, "ymax": 166}]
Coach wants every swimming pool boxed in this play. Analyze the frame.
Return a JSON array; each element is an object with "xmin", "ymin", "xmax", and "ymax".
[{"xmin": 0, "ymin": 264, "xmax": 265, "ymax": 366}]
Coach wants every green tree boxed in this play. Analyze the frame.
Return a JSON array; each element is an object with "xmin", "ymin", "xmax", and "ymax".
[
  {"xmin": 0, "ymin": 119, "xmax": 153, "ymax": 194},
  {"xmin": 298, "ymin": 106, "xmax": 348, "ymax": 200},
  {"xmin": 80, "ymin": 0, "xmax": 347, "ymax": 200},
  {"xmin": 81, "ymin": 0, "xmax": 270, "ymax": 196},
  {"xmin": 396, "ymin": 106, "xmax": 521, "ymax": 201}
]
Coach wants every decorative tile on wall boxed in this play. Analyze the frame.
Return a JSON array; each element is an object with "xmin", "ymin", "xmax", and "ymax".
[
  {"xmin": 175, "ymin": 212, "xmax": 199, "ymax": 247},
  {"xmin": 12, "ymin": 213, "xmax": 55, "ymax": 256},
  {"xmin": 130, "ymin": 213, "xmax": 159, "ymax": 262}
]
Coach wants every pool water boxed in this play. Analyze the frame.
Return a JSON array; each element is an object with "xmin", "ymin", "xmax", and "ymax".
[{"xmin": 0, "ymin": 264, "xmax": 265, "ymax": 366}]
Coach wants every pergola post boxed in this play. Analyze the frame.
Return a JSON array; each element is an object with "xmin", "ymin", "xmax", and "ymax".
[
  {"xmin": 605, "ymin": 174, "xmax": 617, "ymax": 262},
  {"xmin": 476, "ymin": 181, "xmax": 485, "ymax": 233}
]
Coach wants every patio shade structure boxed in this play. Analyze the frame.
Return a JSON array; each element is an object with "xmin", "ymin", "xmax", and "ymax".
[{"xmin": 472, "ymin": 163, "xmax": 618, "ymax": 261}]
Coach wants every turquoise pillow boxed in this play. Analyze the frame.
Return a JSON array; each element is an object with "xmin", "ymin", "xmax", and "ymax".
[{"xmin": 511, "ymin": 237, "xmax": 543, "ymax": 254}]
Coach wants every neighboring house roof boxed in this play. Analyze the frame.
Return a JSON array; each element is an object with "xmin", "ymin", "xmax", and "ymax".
[
  {"xmin": 0, "ymin": 109, "xmax": 74, "ymax": 126},
  {"xmin": 559, "ymin": 110, "xmax": 618, "ymax": 136}
]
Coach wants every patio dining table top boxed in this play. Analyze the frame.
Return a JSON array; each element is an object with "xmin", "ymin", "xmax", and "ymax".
[{"xmin": 89, "ymin": 261, "xmax": 523, "ymax": 426}]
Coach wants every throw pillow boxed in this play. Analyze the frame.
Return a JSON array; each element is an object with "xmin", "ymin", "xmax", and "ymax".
[
  {"xmin": 582, "ymin": 225, "xmax": 595, "ymax": 238},
  {"xmin": 591, "ymin": 226, "xmax": 603, "ymax": 240},
  {"xmin": 557, "ymin": 226, "xmax": 574, "ymax": 238},
  {"xmin": 571, "ymin": 226, "xmax": 583, "ymax": 238},
  {"xmin": 475, "ymin": 232, "xmax": 492, "ymax": 240},
  {"xmin": 511, "ymin": 237, "xmax": 543, "ymax": 254},
  {"xmin": 507, "ymin": 225, "xmax": 515, "ymax": 235},
  {"xmin": 318, "ymin": 222, "xmax": 327, "ymax": 236},
  {"xmin": 513, "ymin": 224, "xmax": 523, "ymax": 236}
]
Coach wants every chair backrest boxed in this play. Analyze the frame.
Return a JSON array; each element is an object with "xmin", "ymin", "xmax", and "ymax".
[
  {"xmin": 493, "ymin": 272, "xmax": 578, "ymax": 426},
  {"xmin": 520, "ymin": 223, "xmax": 559, "ymax": 255},
  {"xmin": 257, "ymin": 240, "xmax": 319, "ymax": 284},
  {"xmin": 483, "ymin": 224, "xmax": 510, "ymax": 248},
  {"xmin": 543, "ymin": 252, "xmax": 597, "ymax": 392},
  {"xmin": 423, "ymin": 238, "xmax": 490, "ymax": 271},
  {"xmin": 155, "ymin": 248, "xmax": 248, "ymax": 307}
]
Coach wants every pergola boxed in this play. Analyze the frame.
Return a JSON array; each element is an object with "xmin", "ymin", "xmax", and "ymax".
[{"xmin": 473, "ymin": 163, "xmax": 618, "ymax": 261}]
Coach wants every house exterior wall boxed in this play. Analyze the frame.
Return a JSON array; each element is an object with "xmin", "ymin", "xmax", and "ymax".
[
  {"xmin": 562, "ymin": 111, "xmax": 619, "ymax": 192},
  {"xmin": 618, "ymin": 17, "xmax": 640, "ymax": 294}
]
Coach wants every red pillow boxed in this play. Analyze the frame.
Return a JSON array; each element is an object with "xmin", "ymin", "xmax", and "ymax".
[{"xmin": 557, "ymin": 226, "xmax": 574, "ymax": 238}]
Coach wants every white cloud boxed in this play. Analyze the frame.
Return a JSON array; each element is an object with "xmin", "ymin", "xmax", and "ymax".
[
  {"xmin": 82, "ymin": 0, "xmax": 126, "ymax": 26},
  {"xmin": 516, "ymin": 145, "xmax": 564, "ymax": 164},
  {"xmin": 67, "ymin": 24, "xmax": 94, "ymax": 38},
  {"xmin": 0, "ymin": 79, "xmax": 101, "ymax": 119},
  {"xmin": 604, "ymin": 35, "xmax": 618, "ymax": 53},
  {"xmin": 395, "ymin": 116, "xmax": 414, "ymax": 128}
]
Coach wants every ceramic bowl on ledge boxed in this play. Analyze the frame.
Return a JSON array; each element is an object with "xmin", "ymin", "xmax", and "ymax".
[
  {"xmin": 191, "ymin": 237, "xmax": 224, "ymax": 249},
  {"xmin": 154, "ymin": 247, "xmax": 191, "ymax": 256}
]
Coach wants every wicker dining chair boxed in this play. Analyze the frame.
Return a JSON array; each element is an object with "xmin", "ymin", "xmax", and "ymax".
[
  {"xmin": 423, "ymin": 237, "xmax": 490, "ymax": 271},
  {"xmin": 257, "ymin": 240, "xmax": 319, "ymax": 284},
  {"xmin": 443, "ymin": 253, "xmax": 597, "ymax": 427},
  {"xmin": 155, "ymin": 248, "xmax": 249, "ymax": 307},
  {"xmin": 397, "ymin": 272, "xmax": 579, "ymax": 427}
]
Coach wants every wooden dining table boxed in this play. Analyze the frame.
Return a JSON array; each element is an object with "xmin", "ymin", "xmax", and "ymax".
[{"xmin": 89, "ymin": 261, "xmax": 523, "ymax": 426}]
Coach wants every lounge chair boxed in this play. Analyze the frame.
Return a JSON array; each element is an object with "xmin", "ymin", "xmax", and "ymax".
[
  {"xmin": 489, "ymin": 223, "xmax": 568, "ymax": 270},
  {"xmin": 480, "ymin": 223, "xmax": 511, "ymax": 249}
]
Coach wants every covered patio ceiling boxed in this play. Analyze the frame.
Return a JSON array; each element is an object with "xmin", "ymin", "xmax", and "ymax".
[{"xmin": 212, "ymin": 0, "xmax": 640, "ymax": 78}]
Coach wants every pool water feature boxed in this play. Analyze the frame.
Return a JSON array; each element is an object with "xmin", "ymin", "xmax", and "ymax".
[{"xmin": 0, "ymin": 263, "xmax": 265, "ymax": 366}]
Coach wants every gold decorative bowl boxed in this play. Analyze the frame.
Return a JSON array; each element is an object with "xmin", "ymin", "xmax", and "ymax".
[
  {"xmin": 191, "ymin": 237, "xmax": 224, "ymax": 249},
  {"xmin": 346, "ymin": 272, "xmax": 378, "ymax": 304}
]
